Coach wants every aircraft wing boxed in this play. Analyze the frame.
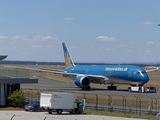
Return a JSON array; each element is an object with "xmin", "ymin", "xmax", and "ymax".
[
  {"xmin": 1, "ymin": 65, "xmax": 64, "ymax": 73},
  {"xmin": 146, "ymin": 67, "xmax": 159, "ymax": 72},
  {"xmin": 63, "ymin": 71, "xmax": 105, "ymax": 78},
  {"xmin": 1, "ymin": 65, "xmax": 106, "ymax": 79}
]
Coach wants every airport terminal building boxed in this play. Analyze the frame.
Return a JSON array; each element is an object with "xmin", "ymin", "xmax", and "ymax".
[{"xmin": 0, "ymin": 55, "xmax": 38, "ymax": 106}]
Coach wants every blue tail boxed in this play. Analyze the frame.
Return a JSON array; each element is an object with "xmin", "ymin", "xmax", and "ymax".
[{"xmin": 62, "ymin": 43, "xmax": 75, "ymax": 68}]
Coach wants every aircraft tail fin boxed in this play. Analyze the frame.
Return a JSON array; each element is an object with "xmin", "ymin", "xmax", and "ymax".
[{"xmin": 62, "ymin": 42, "xmax": 75, "ymax": 68}]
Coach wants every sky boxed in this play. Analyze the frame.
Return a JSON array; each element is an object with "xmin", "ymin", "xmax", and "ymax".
[{"xmin": 0, "ymin": 0, "xmax": 160, "ymax": 63}]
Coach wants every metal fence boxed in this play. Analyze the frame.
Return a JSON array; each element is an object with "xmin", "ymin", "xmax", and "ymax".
[{"xmin": 22, "ymin": 89, "xmax": 160, "ymax": 116}]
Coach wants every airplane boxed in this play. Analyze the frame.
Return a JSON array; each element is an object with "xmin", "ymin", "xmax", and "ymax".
[
  {"xmin": 2, "ymin": 43, "xmax": 158, "ymax": 90},
  {"xmin": 61, "ymin": 43, "xmax": 158, "ymax": 90}
]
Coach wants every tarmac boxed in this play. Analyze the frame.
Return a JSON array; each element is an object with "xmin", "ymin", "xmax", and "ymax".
[{"xmin": 0, "ymin": 111, "xmax": 147, "ymax": 120}]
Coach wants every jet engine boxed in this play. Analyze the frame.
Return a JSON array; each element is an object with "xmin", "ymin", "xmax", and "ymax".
[{"xmin": 74, "ymin": 76, "xmax": 90, "ymax": 88}]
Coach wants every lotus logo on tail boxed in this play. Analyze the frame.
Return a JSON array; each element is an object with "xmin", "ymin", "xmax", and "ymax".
[
  {"xmin": 64, "ymin": 52, "xmax": 73, "ymax": 68},
  {"xmin": 62, "ymin": 43, "xmax": 75, "ymax": 68}
]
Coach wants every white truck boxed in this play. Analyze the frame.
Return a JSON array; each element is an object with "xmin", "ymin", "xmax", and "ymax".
[
  {"xmin": 40, "ymin": 92, "xmax": 85, "ymax": 114},
  {"xmin": 128, "ymin": 86, "xmax": 156, "ymax": 93}
]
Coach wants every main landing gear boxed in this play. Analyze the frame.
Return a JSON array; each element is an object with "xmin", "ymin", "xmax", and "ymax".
[
  {"xmin": 82, "ymin": 86, "xmax": 91, "ymax": 90},
  {"xmin": 108, "ymin": 84, "xmax": 117, "ymax": 90}
]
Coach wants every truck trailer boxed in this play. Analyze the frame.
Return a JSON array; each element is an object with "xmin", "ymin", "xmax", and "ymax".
[{"xmin": 40, "ymin": 92, "xmax": 85, "ymax": 114}]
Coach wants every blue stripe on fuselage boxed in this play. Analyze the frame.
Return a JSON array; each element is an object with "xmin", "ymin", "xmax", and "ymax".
[{"xmin": 63, "ymin": 65, "xmax": 149, "ymax": 84}]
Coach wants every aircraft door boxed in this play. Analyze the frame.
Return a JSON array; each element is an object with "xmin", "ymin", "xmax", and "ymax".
[{"xmin": 128, "ymin": 69, "xmax": 133, "ymax": 77}]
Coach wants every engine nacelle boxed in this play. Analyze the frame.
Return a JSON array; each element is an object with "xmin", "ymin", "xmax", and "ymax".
[{"xmin": 74, "ymin": 76, "xmax": 90, "ymax": 88}]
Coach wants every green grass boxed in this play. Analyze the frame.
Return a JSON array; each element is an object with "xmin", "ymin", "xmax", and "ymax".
[{"xmin": 84, "ymin": 109, "xmax": 158, "ymax": 120}]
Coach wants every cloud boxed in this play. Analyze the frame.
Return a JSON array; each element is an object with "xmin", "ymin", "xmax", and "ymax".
[
  {"xmin": 126, "ymin": 50, "xmax": 132, "ymax": 52},
  {"xmin": 63, "ymin": 18, "xmax": 74, "ymax": 20},
  {"xmin": 33, "ymin": 35, "xmax": 56, "ymax": 40},
  {"xmin": 11, "ymin": 35, "xmax": 57, "ymax": 41},
  {"xmin": 0, "ymin": 35, "xmax": 8, "ymax": 39},
  {"xmin": 119, "ymin": 44, "xmax": 125, "ymax": 47},
  {"xmin": 43, "ymin": 36, "xmax": 55, "ymax": 39},
  {"xmin": 105, "ymin": 48, "xmax": 115, "ymax": 51},
  {"xmin": 11, "ymin": 35, "xmax": 29, "ymax": 41},
  {"xmin": 69, "ymin": 46, "xmax": 77, "ymax": 49},
  {"xmin": 96, "ymin": 36, "xmax": 117, "ymax": 42},
  {"xmin": 32, "ymin": 45, "xmax": 42, "ymax": 48},
  {"xmin": 145, "ymin": 50, "xmax": 150, "ymax": 53},
  {"xmin": 147, "ymin": 42, "xmax": 154, "ymax": 45},
  {"xmin": 141, "ymin": 21, "xmax": 152, "ymax": 24}
]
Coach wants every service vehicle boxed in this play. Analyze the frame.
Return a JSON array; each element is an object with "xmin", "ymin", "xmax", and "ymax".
[
  {"xmin": 128, "ymin": 86, "xmax": 156, "ymax": 93},
  {"xmin": 40, "ymin": 92, "xmax": 85, "ymax": 114}
]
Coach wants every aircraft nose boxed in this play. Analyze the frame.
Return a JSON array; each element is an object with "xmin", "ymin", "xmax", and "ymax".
[{"xmin": 143, "ymin": 75, "xmax": 149, "ymax": 83}]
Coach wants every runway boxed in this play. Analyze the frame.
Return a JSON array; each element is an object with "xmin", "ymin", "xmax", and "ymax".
[{"xmin": 21, "ymin": 73, "xmax": 160, "ymax": 98}]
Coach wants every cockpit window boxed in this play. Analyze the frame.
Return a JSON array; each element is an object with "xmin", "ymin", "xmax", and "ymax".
[
  {"xmin": 142, "ymin": 72, "xmax": 147, "ymax": 74},
  {"xmin": 138, "ymin": 71, "xmax": 147, "ymax": 74}
]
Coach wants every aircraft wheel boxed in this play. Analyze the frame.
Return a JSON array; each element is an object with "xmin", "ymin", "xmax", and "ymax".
[
  {"xmin": 82, "ymin": 86, "xmax": 90, "ymax": 90},
  {"xmin": 128, "ymin": 87, "xmax": 131, "ymax": 92},
  {"xmin": 108, "ymin": 86, "xmax": 117, "ymax": 90},
  {"xmin": 86, "ymin": 86, "xmax": 91, "ymax": 90},
  {"xmin": 113, "ymin": 86, "xmax": 117, "ymax": 90},
  {"xmin": 139, "ymin": 88, "xmax": 142, "ymax": 93},
  {"xmin": 108, "ymin": 86, "xmax": 111, "ymax": 90}
]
